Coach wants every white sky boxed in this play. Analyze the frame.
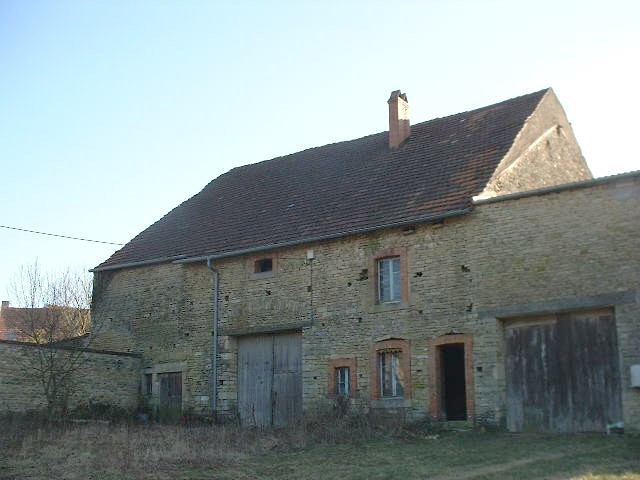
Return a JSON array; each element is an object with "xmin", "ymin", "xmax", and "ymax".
[{"xmin": 1, "ymin": 0, "xmax": 639, "ymax": 303}]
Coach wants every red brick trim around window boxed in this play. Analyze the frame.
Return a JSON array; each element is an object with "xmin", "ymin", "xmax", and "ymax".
[
  {"xmin": 428, "ymin": 334, "xmax": 475, "ymax": 421},
  {"xmin": 246, "ymin": 253, "xmax": 278, "ymax": 279},
  {"xmin": 368, "ymin": 247, "xmax": 408, "ymax": 306},
  {"xmin": 328, "ymin": 357, "xmax": 357, "ymax": 397},
  {"xmin": 369, "ymin": 338, "xmax": 411, "ymax": 400}
]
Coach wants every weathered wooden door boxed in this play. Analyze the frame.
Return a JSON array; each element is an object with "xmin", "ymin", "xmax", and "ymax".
[
  {"xmin": 505, "ymin": 309, "xmax": 622, "ymax": 432},
  {"xmin": 159, "ymin": 372, "xmax": 182, "ymax": 412},
  {"xmin": 272, "ymin": 332, "xmax": 302, "ymax": 427},
  {"xmin": 238, "ymin": 332, "xmax": 302, "ymax": 427}
]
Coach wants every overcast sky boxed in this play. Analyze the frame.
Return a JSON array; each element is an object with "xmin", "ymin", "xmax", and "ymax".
[{"xmin": 1, "ymin": 0, "xmax": 638, "ymax": 304}]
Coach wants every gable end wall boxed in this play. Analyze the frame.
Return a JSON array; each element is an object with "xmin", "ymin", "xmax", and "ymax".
[{"xmin": 480, "ymin": 90, "xmax": 592, "ymax": 199}]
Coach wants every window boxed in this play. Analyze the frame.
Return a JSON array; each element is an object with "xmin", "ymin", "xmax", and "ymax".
[
  {"xmin": 254, "ymin": 258, "xmax": 273, "ymax": 273},
  {"xmin": 369, "ymin": 247, "xmax": 407, "ymax": 309},
  {"xmin": 336, "ymin": 366, "xmax": 350, "ymax": 396},
  {"xmin": 144, "ymin": 373, "xmax": 153, "ymax": 396},
  {"xmin": 370, "ymin": 338, "xmax": 411, "ymax": 401},
  {"xmin": 379, "ymin": 350, "xmax": 404, "ymax": 397},
  {"xmin": 248, "ymin": 254, "xmax": 278, "ymax": 279},
  {"xmin": 378, "ymin": 257, "xmax": 401, "ymax": 303},
  {"xmin": 328, "ymin": 358, "xmax": 356, "ymax": 397}
]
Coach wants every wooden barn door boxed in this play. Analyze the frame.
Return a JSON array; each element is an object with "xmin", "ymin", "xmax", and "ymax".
[
  {"xmin": 505, "ymin": 309, "xmax": 622, "ymax": 432},
  {"xmin": 272, "ymin": 332, "xmax": 302, "ymax": 427},
  {"xmin": 158, "ymin": 371, "xmax": 182, "ymax": 420},
  {"xmin": 237, "ymin": 332, "xmax": 302, "ymax": 427},
  {"xmin": 238, "ymin": 335, "xmax": 273, "ymax": 426}
]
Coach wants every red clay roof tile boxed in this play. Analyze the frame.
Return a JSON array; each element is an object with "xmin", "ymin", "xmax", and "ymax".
[{"xmin": 96, "ymin": 89, "xmax": 548, "ymax": 269}]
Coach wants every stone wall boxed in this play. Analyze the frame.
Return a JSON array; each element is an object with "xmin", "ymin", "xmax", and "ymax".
[
  {"xmin": 92, "ymin": 262, "xmax": 215, "ymax": 412},
  {"xmin": 480, "ymin": 89, "xmax": 592, "ymax": 198},
  {"xmin": 470, "ymin": 173, "xmax": 640, "ymax": 428},
  {"xmin": 0, "ymin": 340, "xmax": 141, "ymax": 413},
  {"xmin": 90, "ymin": 172, "xmax": 640, "ymax": 430}
]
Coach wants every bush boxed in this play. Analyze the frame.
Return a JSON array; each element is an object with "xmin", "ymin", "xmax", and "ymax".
[{"xmin": 68, "ymin": 401, "xmax": 132, "ymax": 421}]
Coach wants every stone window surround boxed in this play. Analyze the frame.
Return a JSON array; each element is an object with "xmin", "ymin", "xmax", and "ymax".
[
  {"xmin": 247, "ymin": 253, "xmax": 278, "ymax": 280},
  {"xmin": 368, "ymin": 247, "xmax": 408, "ymax": 311},
  {"xmin": 327, "ymin": 357, "xmax": 357, "ymax": 397},
  {"xmin": 369, "ymin": 338, "xmax": 411, "ymax": 407},
  {"xmin": 428, "ymin": 334, "xmax": 475, "ymax": 421}
]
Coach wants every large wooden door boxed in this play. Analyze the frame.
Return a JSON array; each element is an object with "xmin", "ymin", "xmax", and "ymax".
[
  {"xmin": 238, "ymin": 335, "xmax": 273, "ymax": 426},
  {"xmin": 505, "ymin": 309, "xmax": 622, "ymax": 432},
  {"xmin": 159, "ymin": 371, "xmax": 182, "ymax": 414},
  {"xmin": 238, "ymin": 332, "xmax": 302, "ymax": 427},
  {"xmin": 272, "ymin": 332, "xmax": 302, "ymax": 427}
]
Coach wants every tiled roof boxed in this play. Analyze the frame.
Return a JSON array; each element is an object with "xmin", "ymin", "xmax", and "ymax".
[
  {"xmin": 96, "ymin": 89, "xmax": 548, "ymax": 270},
  {"xmin": 0, "ymin": 305, "xmax": 90, "ymax": 341}
]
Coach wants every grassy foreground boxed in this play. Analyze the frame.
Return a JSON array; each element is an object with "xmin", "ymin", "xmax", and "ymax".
[{"xmin": 0, "ymin": 418, "xmax": 638, "ymax": 479}]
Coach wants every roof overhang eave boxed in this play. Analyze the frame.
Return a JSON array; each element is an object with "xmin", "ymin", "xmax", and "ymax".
[
  {"xmin": 90, "ymin": 254, "xmax": 189, "ymax": 272},
  {"xmin": 90, "ymin": 208, "xmax": 474, "ymax": 272},
  {"xmin": 174, "ymin": 208, "xmax": 473, "ymax": 265}
]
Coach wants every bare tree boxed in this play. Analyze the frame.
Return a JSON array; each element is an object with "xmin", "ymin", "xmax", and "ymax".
[{"xmin": 8, "ymin": 262, "xmax": 96, "ymax": 417}]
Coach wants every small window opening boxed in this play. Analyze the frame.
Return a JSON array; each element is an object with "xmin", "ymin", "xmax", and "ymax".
[
  {"xmin": 336, "ymin": 366, "xmax": 350, "ymax": 396},
  {"xmin": 254, "ymin": 258, "xmax": 273, "ymax": 273},
  {"xmin": 144, "ymin": 373, "xmax": 153, "ymax": 396}
]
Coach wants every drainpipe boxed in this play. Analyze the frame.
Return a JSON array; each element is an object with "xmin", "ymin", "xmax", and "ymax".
[{"xmin": 206, "ymin": 257, "xmax": 219, "ymax": 416}]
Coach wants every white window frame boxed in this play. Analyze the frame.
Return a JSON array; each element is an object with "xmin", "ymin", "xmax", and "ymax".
[
  {"xmin": 335, "ymin": 366, "xmax": 350, "ymax": 396},
  {"xmin": 379, "ymin": 351, "xmax": 403, "ymax": 398},
  {"xmin": 377, "ymin": 256, "xmax": 401, "ymax": 303}
]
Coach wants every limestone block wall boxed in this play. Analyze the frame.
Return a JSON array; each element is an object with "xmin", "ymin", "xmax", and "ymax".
[
  {"xmin": 90, "ymin": 172, "xmax": 639, "ymax": 429},
  {"xmin": 212, "ymin": 172, "xmax": 639, "ymax": 427},
  {"xmin": 92, "ymin": 263, "xmax": 215, "ymax": 412},
  {"xmin": 0, "ymin": 340, "xmax": 141, "ymax": 413},
  {"xmin": 470, "ymin": 173, "xmax": 640, "ymax": 428},
  {"xmin": 480, "ymin": 89, "xmax": 592, "ymax": 198}
]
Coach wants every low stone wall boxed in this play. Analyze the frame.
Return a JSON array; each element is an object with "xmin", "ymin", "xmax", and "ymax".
[{"xmin": 0, "ymin": 340, "xmax": 141, "ymax": 414}]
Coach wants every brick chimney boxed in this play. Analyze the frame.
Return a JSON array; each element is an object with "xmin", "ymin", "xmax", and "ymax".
[{"xmin": 388, "ymin": 90, "xmax": 410, "ymax": 149}]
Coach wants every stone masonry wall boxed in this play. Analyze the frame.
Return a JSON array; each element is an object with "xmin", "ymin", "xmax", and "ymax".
[
  {"xmin": 470, "ymin": 174, "xmax": 640, "ymax": 428},
  {"xmin": 92, "ymin": 262, "xmax": 215, "ymax": 412},
  {"xmin": 481, "ymin": 90, "xmax": 592, "ymax": 198},
  {"xmin": 90, "ymin": 173, "xmax": 639, "ymax": 429},
  {"xmin": 0, "ymin": 340, "xmax": 141, "ymax": 413}
]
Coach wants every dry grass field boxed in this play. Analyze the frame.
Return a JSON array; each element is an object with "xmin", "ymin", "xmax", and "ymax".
[{"xmin": 0, "ymin": 415, "xmax": 638, "ymax": 480}]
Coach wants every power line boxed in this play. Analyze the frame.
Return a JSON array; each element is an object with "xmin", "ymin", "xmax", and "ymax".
[{"xmin": 0, "ymin": 225, "xmax": 124, "ymax": 246}]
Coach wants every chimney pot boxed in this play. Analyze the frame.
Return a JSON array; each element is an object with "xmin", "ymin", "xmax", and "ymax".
[
  {"xmin": 1, "ymin": 301, "xmax": 8, "ymax": 309},
  {"xmin": 388, "ymin": 90, "xmax": 410, "ymax": 149}
]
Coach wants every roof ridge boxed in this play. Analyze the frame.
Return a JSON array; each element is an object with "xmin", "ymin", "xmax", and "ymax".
[
  {"xmin": 223, "ymin": 89, "xmax": 551, "ymax": 175},
  {"xmin": 413, "ymin": 88, "xmax": 550, "ymax": 126},
  {"xmin": 95, "ymin": 89, "xmax": 552, "ymax": 271}
]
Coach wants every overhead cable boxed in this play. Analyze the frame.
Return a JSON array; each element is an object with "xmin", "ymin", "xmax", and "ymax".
[{"xmin": 0, "ymin": 224, "xmax": 124, "ymax": 246}]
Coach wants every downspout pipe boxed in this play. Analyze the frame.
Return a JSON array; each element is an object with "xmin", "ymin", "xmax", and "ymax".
[{"xmin": 206, "ymin": 257, "xmax": 219, "ymax": 417}]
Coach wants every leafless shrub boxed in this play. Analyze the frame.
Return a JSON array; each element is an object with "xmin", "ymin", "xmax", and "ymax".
[
  {"xmin": 1, "ymin": 407, "xmax": 412, "ymax": 479},
  {"xmin": 7, "ymin": 262, "xmax": 98, "ymax": 418}
]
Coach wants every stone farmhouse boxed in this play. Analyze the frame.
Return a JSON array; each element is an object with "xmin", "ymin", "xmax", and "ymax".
[{"xmin": 89, "ymin": 89, "xmax": 640, "ymax": 432}]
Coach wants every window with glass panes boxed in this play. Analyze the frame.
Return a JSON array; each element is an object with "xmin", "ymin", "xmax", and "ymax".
[
  {"xmin": 378, "ymin": 257, "xmax": 401, "ymax": 303},
  {"xmin": 335, "ymin": 366, "xmax": 350, "ymax": 396},
  {"xmin": 379, "ymin": 350, "xmax": 404, "ymax": 397}
]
